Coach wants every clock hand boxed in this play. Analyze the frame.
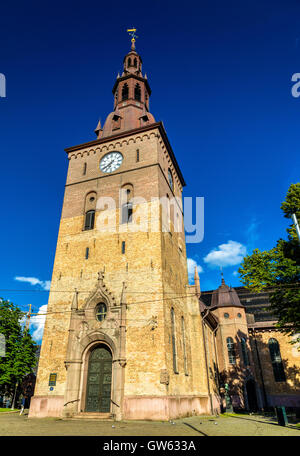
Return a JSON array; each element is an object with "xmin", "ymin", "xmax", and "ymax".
[{"xmin": 102, "ymin": 160, "xmax": 114, "ymax": 171}]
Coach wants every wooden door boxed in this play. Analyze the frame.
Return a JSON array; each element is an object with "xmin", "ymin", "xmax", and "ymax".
[{"xmin": 85, "ymin": 346, "xmax": 112, "ymax": 413}]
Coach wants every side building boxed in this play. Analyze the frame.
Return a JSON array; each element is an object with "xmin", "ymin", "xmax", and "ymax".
[{"xmin": 201, "ymin": 282, "xmax": 300, "ymax": 412}]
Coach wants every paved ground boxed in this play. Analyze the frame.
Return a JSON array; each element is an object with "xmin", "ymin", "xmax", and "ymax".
[{"xmin": 0, "ymin": 412, "xmax": 299, "ymax": 436}]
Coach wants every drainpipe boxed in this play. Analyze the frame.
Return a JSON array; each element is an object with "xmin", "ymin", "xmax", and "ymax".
[
  {"xmin": 212, "ymin": 326, "xmax": 222, "ymax": 414},
  {"xmin": 253, "ymin": 330, "xmax": 268, "ymax": 410},
  {"xmin": 201, "ymin": 310, "xmax": 214, "ymax": 415},
  {"xmin": 212, "ymin": 327, "xmax": 220, "ymax": 387}
]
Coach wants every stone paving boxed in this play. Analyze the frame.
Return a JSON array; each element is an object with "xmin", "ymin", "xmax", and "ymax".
[{"xmin": 0, "ymin": 412, "xmax": 299, "ymax": 436}]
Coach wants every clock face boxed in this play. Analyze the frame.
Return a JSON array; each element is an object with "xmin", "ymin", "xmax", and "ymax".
[
  {"xmin": 100, "ymin": 152, "xmax": 123, "ymax": 173},
  {"xmin": 168, "ymin": 169, "xmax": 173, "ymax": 190}
]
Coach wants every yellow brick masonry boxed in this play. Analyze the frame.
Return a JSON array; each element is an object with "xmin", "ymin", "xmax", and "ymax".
[{"xmin": 32, "ymin": 127, "xmax": 212, "ymax": 419}]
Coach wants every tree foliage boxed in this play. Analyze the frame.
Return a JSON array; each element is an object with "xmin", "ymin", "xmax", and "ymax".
[
  {"xmin": 0, "ymin": 299, "xmax": 37, "ymax": 395},
  {"xmin": 238, "ymin": 183, "xmax": 300, "ymax": 341}
]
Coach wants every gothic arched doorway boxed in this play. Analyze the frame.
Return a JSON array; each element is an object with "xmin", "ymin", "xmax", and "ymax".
[
  {"xmin": 246, "ymin": 379, "xmax": 258, "ymax": 412},
  {"xmin": 85, "ymin": 345, "xmax": 112, "ymax": 413}
]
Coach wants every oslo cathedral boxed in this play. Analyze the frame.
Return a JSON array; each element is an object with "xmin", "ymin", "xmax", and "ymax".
[{"xmin": 29, "ymin": 36, "xmax": 300, "ymax": 420}]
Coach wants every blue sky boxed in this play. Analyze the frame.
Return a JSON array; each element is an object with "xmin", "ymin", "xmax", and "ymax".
[{"xmin": 1, "ymin": 0, "xmax": 299, "ymax": 341}]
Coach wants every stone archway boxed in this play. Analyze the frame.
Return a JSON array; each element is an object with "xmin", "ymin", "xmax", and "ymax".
[{"xmin": 63, "ymin": 274, "xmax": 127, "ymax": 420}]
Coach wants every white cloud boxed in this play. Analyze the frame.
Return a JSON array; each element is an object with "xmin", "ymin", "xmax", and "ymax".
[
  {"xmin": 203, "ymin": 240, "xmax": 247, "ymax": 268},
  {"xmin": 30, "ymin": 304, "xmax": 47, "ymax": 342},
  {"xmin": 232, "ymin": 270, "xmax": 239, "ymax": 277},
  {"xmin": 187, "ymin": 258, "xmax": 203, "ymax": 284},
  {"xmin": 14, "ymin": 276, "xmax": 50, "ymax": 291}
]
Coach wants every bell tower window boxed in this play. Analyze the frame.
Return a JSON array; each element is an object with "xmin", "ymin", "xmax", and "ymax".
[
  {"xmin": 122, "ymin": 83, "xmax": 129, "ymax": 101},
  {"xmin": 84, "ymin": 210, "xmax": 95, "ymax": 230},
  {"xmin": 122, "ymin": 202, "xmax": 133, "ymax": 223},
  {"xmin": 134, "ymin": 83, "xmax": 141, "ymax": 101},
  {"xmin": 112, "ymin": 114, "xmax": 121, "ymax": 130}
]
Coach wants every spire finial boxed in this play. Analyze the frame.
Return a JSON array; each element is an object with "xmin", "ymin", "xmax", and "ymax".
[
  {"xmin": 127, "ymin": 27, "xmax": 138, "ymax": 49},
  {"xmin": 94, "ymin": 119, "xmax": 103, "ymax": 138}
]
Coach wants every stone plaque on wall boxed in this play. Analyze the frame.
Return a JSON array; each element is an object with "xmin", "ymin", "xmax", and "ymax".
[{"xmin": 160, "ymin": 369, "xmax": 169, "ymax": 385}]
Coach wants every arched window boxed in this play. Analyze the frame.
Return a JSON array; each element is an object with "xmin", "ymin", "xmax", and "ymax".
[
  {"xmin": 84, "ymin": 210, "xmax": 95, "ymax": 230},
  {"xmin": 122, "ymin": 83, "xmax": 129, "ymax": 101},
  {"xmin": 134, "ymin": 83, "xmax": 141, "ymax": 101},
  {"xmin": 241, "ymin": 337, "xmax": 249, "ymax": 366},
  {"xmin": 84, "ymin": 192, "xmax": 97, "ymax": 230},
  {"xmin": 268, "ymin": 338, "xmax": 286, "ymax": 382},
  {"xmin": 227, "ymin": 337, "xmax": 236, "ymax": 364},
  {"xmin": 83, "ymin": 162, "xmax": 87, "ymax": 175},
  {"xmin": 121, "ymin": 203, "xmax": 133, "ymax": 224},
  {"xmin": 128, "ymin": 57, "xmax": 132, "ymax": 67},
  {"xmin": 95, "ymin": 303, "xmax": 107, "ymax": 322},
  {"xmin": 133, "ymin": 58, "xmax": 137, "ymax": 67},
  {"xmin": 161, "ymin": 194, "xmax": 171, "ymax": 233},
  {"xmin": 181, "ymin": 317, "xmax": 188, "ymax": 375},
  {"xmin": 168, "ymin": 168, "xmax": 173, "ymax": 190},
  {"xmin": 171, "ymin": 308, "xmax": 178, "ymax": 373},
  {"xmin": 121, "ymin": 184, "xmax": 133, "ymax": 224}
]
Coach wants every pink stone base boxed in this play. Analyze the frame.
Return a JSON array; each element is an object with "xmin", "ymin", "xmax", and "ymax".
[
  {"xmin": 28, "ymin": 394, "xmax": 220, "ymax": 420},
  {"xmin": 28, "ymin": 396, "xmax": 64, "ymax": 418},
  {"xmin": 123, "ymin": 395, "xmax": 214, "ymax": 420}
]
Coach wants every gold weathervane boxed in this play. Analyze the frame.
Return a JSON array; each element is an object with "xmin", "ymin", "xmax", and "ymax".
[{"xmin": 127, "ymin": 27, "xmax": 138, "ymax": 44}]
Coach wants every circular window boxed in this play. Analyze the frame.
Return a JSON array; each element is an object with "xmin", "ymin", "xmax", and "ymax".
[
  {"xmin": 95, "ymin": 303, "xmax": 107, "ymax": 322},
  {"xmin": 237, "ymin": 312, "xmax": 242, "ymax": 318},
  {"xmin": 224, "ymin": 312, "xmax": 229, "ymax": 319},
  {"xmin": 89, "ymin": 197, "xmax": 95, "ymax": 202}
]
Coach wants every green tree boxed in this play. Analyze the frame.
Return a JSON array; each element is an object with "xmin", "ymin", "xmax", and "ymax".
[
  {"xmin": 238, "ymin": 183, "xmax": 300, "ymax": 343},
  {"xmin": 0, "ymin": 298, "xmax": 37, "ymax": 400}
]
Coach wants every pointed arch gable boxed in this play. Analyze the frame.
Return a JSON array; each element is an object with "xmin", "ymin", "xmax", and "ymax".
[{"xmin": 83, "ymin": 279, "xmax": 116, "ymax": 322}]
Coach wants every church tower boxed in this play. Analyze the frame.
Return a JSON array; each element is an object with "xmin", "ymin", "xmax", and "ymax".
[{"xmin": 29, "ymin": 38, "xmax": 214, "ymax": 420}]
